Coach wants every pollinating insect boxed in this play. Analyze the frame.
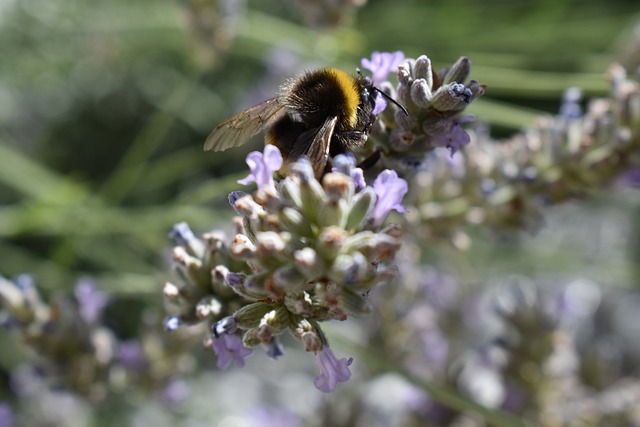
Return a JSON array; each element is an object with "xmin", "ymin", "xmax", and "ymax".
[{"xmin": 204, "ymin": 67, "xmax": 406, "ymax": 178}]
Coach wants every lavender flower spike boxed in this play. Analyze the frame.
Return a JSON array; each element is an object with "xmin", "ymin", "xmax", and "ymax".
[
  {"xmin": 372, "ymin": 170, "xmax": 409, "ymax": 226},
  {"xmin": 361, "ymin": 51, "xmax": 406, "ymax": 85},
  {"xmin": 313, "ymin": 346, "xmax": 353, "ymax": 393},
  {"xmin": 238, "ymin": 144, "xmax": 283, "ymax": 191},
  {"xmin": 211, "ymin": 334, "xmax": 253, "ymax": 369}
]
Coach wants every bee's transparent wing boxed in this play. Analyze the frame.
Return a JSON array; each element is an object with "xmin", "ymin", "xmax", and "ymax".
[
  {"xmin": 204, "ymin": 97, "xmax": 287, "ymax": 152},
  {"xmin": 292, "ymin": 116, "xmax": 337, "ymax": 178}
]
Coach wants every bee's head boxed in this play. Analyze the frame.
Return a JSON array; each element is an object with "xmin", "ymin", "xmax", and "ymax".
[{"xmin": 356, "ymin": 69, "xmax": 408, "ymax": 116}]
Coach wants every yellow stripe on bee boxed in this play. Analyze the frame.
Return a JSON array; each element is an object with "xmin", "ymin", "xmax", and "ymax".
[{"xmin": 326, "ymin": 68, "xmax": 360, "ymax": 128}]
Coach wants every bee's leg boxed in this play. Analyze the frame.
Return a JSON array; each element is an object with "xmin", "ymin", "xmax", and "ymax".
[{"xmin": 358, "ymin": 148, "xmax": 383, "ymax": 170}]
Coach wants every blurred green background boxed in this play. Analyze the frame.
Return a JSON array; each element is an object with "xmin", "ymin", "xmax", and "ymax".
[
  {"xmin": 2, "ymin": 0, "xmax": 638, "ymax": 295},
  {"xmin": 2, "ymin": 0, "xmax": 640, "ymax": 425}
]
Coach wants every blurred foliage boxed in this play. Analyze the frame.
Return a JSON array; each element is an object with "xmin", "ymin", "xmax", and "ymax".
[{"xmin": 1, "ymin": 0, "xmax": 640, "ymax": 425}]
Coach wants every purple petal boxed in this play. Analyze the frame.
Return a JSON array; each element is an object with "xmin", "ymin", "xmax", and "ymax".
[
  {"xmin": 352, "ymin": 168, "xmax": 366, "ymax": 191},
  {"xmin": 332, "ymin": 153, "xmax": 366, "ymax": 190},
  {"xmin": 264, "ymin": 144, "xmax": 284, "ymax": 170},
  {"xmin": 372, "ymin": 91, "xmax": 388, "ymax": 115},
  {"xmin": 361, "ymin": 51, "xmax": 406, "ymax": 85},
  {"xmin": 372, "ymin": 170, "xmax": 409, "ymax": 226},
  {"xmin": 313, "ymin": 347, "xmax": 353, "ymax": 393},
  {"xmin": 117, "ymin": 340, "xmax": 147, "ymax": 369},
  {"xmin": 211, "ymin": 334, "xmax": 253, "ymax": 369},
  {"xmin": 430, "ymin": 115, "xmax": 474, "ymax": 156},
  {"xmin": 168, "ymin": 222, "xmax": 196, "ymax": 246},
  {"xmin": 74, "ymin": 278, "xmax": 108, "ymax": 324},
  {"xmin": 0, "ymin": 403, "xmax": 13, "ymax": 427},
  {"xmin": 238, "ymin": 145, "xmax": 283, "ymax": 190},
  {"xmin": 161, "ymin": 379, "xmax": 190, "ymax": 406}
]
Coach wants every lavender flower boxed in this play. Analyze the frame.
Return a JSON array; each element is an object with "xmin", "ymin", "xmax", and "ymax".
[
  {"xmin": 429, "ymin": 114, "xmax": 475, "ymax": 156},
  {"xmin": 73, "ymin": 278, "xmax": 108, "ymax": 324},
  {"xmin": 117, "ymin": 340, "xmax": 147, "ymax": 369},
  {"xmin": 332, "ymin": 153, "xmax": 366, "ymax": 190},
  {"xmin": 372, "ymin": 170, "xmax": 409, "ymax": 226},
  {"xmin": 168, "ymin": 222, "xmax": 196, "ymax": 246},
  {"xmin": 313, "ymin": 346, "xmax": 353, "ymax": 393},
  {"xmin": 372, "ymin": 92, "xmax": 388, "ymax": 116},
  {"xmin": 212, "ymin": 316, "xmax": 239, "ymax": 338},
  {"xmin": 559, "ymin": 86, "xmax": 583, "ymax": 119},
  {"xmin": 0, "ymin": 403, "xmax": 13, "ymax": 427},
  {"xmin": 361, "ymin": 51, "xmax": 406, "ymax": 85},
  {"xmin": 161, "ymin": 379, "xmax": 190, "ymax": 406},
  {"xmin": 238, "ymin": 144, "xmax": 283, "ymax": 191},
  {"xmin": 211, "ymin": 334, "xmax": 253, "ymax": 369}
]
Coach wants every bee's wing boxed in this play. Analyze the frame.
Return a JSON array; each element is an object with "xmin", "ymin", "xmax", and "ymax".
[
  {"xmin": 295, "ymin": 116, "xmax": 337, "ymax": 179},
  {"xmin": 204, "ymin": 96, "xmax": 287, "ymax": 152}
]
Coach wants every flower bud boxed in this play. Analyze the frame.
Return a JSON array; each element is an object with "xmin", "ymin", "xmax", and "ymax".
[
  {"xmin": 211, "ymin": 315, "xmax": 238, "ymax": 337},
  {"xmin": 389, "ymin": 129, "xmax": 416, "ymax": 152},
  {"xmin": 171, "ymin": 247, "xmax": 206, "ymax": 288},
  {"xmin": 234, "ymin": 302, "xmax": 275, "ymax": 329},
  {"xmin": 163, "ymin": 316, "xmax": 181, "ymax": 332},
  {"xmin": 203, "ymin": 231, "xmax": 226, "ymax": 254},
  {"xmin": 162, "ymin": 282, "xmax": 180, "ymax": 300},
  {"xmin": 441, "ymin": 56, "xmax": 471, "ymax": 84},
  {"xmin": 317, "ymin": 198, "xmax": 349, "ymax": 228},
  {"xmin": 345, "ymin": 187, "xmax": 375, "ymax": 230},
  {"xmin": 410, "ymin": 79, "xmax": 432, "ymax": 108},
  {"xmin": 230, "ymin": 234, "xmax": 256, "ymax": 259},
  {"xmin": 168, "ymin": 222, "xmax": 205, "ymax": 258},
  {"xmin": 284, "ymin": 291, "xmax": 314, "ymax": 317},
  {"xmin": 231, "ymin": 193, "xmax": 265, "ymax": 219},
  {"xmin": 394, "ymin": 108, "xmax": 416, "ymax": 130},
  {"xmin": 322, "ymin": 172, "xmax": 354, "ymax": 203},
  {"xmin": 196, "ymin": 297, "xmax": 222, "ymax": 320},
  {"xmin": 330, "ymin": 252, "xmax": 370, "ymax": 286},
  {"xmin": 396, "ymin": 84, "xmax": 413, "ymax": 113},
  {"xmin": 317, "ymin": 226, "xmax": 349, "ymax": 260},
  {"xmin": 298, "ymin": 177, "xmax": 326, "ymax": 224},
  {"xmin": 302, "ymin": 330, "xmax": 323, "ymax": 353},
  {"xmin": 211, "ymin": 265, "xmax": 229, "ymax": 287},
  {"xmin": 289, "ymin": 157, "xmax": 315, "ymax": 182},
  {"xmin": 279, "ymin": 207, "xmax": 314, "ymax": 237},
  {"xmin": 397, "ymin": 62, "xmax": 413, "ymax": 86},
  {"xmin": 430, "ymin": 83, "xmax": 473, "ymax": 112},
  {"xmin": 279, "ymin": 176, "xmax": 302, "ymax": 208},
  {"xmin": 413, "ymin": 55, "xmax": 433, "ymax": 88},
  {"xmin": 294, "ymin": 247, "xmax": 322, "ymax": 278},
  {"xmin": 255, "ymin": 231, "xmax": 286, "ymax": 256}
]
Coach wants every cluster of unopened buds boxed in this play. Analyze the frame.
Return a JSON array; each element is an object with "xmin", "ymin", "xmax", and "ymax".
[
  {"xmin": 164, "ymin": 146, "xmax": 410, "ymax": 392},
  {"xmin": 359, "ymin": 51, "xmax": 484, "ymax": 171}
]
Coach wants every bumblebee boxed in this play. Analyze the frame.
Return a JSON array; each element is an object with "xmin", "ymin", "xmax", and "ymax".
[{"xmin": 204, "ymin": 68, "xmax": 404, "ymax": 178}]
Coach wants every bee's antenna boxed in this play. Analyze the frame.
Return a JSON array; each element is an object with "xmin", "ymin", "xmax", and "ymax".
[{"xmin": 374, "ymin": 87, "xmax": 409, "ymax": 116}]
